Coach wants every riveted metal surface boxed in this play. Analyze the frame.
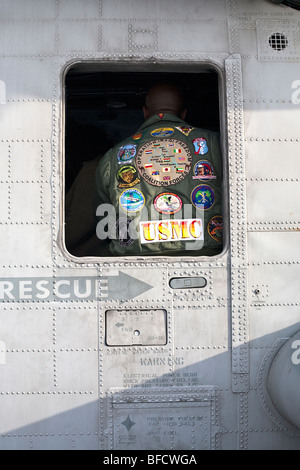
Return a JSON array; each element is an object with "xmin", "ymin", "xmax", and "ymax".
[
  {"xmin": 267, "ymin": 331, "xmax": 300, "ymax": 431},
  {"xmin": 225, "ymin": 56, "xmax": 249, "ymax": 391},
  {"xmin": 257, "ymin": 20, "xmax": 300, "ymax": 61},
  {"xmin": 0, "ymin": 0, "xmax": 300, "ymax": 452},
  {"xmin": 107, "ymin": 387, "xmax": 220, "ymax": 450},
  {"xmin": 106, "ymin": 309, "xmax": 167, "ymax": 346}
]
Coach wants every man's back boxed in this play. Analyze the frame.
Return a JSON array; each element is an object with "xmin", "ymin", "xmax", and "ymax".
[{"xmin": 94, "ymin": 111, "xmax": 223, "ymax": 257}]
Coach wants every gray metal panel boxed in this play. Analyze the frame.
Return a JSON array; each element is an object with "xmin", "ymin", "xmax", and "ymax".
[
  {"xmin": 106, "ymin": 309, "xmax": 167, "ymax": 346},
  {"xmin": 257, "ymin": 19, "xmax": 300, "ymax": 61},
  {"xmin": 225, "ymin": 55, "xmax": 249, "ymax": 391},
  {"xmin": 169, "ymin": 276, "xmax": 207, "ymax": 289},
  {"xmin": 268, "ymin": 331, "xmax": 300, "ymax": 431},
  {"xmin": 108, "ymin": 387, "xmax": 220, "ymax": 450}
]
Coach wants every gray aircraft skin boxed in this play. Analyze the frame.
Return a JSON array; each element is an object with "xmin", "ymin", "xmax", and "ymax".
[{"xmin": 0, "ymin": 0, "xmax": 300, "ymax": 451}]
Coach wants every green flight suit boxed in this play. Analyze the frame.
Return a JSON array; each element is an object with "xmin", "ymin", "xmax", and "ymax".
[{"xmin": 94, "ymin": 113, "xmax": 223, "ymax": 257}]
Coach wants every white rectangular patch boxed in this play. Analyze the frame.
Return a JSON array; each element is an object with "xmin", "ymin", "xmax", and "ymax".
[{"xmin": 139, "ymin": 218, "xmax": 204, "ymax": 244}]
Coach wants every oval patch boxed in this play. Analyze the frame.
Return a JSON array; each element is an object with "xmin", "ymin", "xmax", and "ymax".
[
  {"xmin": 191, "ymin": 184, "xmax": 215, "ymax": 210},
  {"xmin": 207, "ymin": 215, "xmax": 223, "ymax": 242},
  {"xmin": 119, "ymin": 188, "xmax": 145, "ymax": 213},
  {"xmin": 154, "ymin": 192, "xmax": 183, "ymax": 215},
  {"xmin": 136, "ymin": 138, "xmax": 192, "ymax": 187},
  {"xmin": 151, "ymin": 127, "xmax": 174, "ymax": 137}
]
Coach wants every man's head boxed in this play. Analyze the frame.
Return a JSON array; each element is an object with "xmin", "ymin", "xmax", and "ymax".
[{"xmin": 143, "ymin": 82, "xmax": 187, "ymax": 120}]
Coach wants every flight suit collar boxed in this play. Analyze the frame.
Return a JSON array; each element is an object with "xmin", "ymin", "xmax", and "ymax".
[{"xmin": 138, "ymin": 113, "xmax": 184, "ymax": 131}]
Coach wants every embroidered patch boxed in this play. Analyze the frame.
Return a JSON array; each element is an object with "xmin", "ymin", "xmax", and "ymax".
[
  {"xmin": 140, "ymin": 218, "xmax": 203, "ymax": 244},
  {"xmin": 207, "ymin": 215, "xmax": 223, "ymax": 242},
  {"xmin": 192, "ymin": 160, "xmax": 216, "ymax": 180},
  {"xmin": 119, "ymin": 188, "xmax": 145, "ymax": 213},
  {"xmin": 117, "ymin": 144, "xmax": 137, "ymax": 163},
  {"xmin": 154, "ymin": 192, "xmax": 183, "ymax": 215},
  {"xmin": 132, "ymin": 133, "xmax": 142, "ymax": 140},
  {"xmin": 117, "ymin": 165, "xmax": 140, "ymax": 188},
  {"xmin": 176, "ymin": 126, "xmax": 194, "ymax": 136},
  {"xmin": 191, "ymin": 184, "xmax": 215, "ymax": 210},
  {"xmin": 116, "ymin": 218, "xmax": 134, "ymax": 247},
  {"xmin": 192, "ymin": 137, "xmax": 208, "ymax": 155},
  {"xmin": 151, "ymin": 127, "xmax": 174, "ymax": 137},
  {"xmin": 136, "ymin": 138, "xmax": 192, "ymax": 187}
]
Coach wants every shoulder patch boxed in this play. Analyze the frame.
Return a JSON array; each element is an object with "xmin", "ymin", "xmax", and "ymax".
[
  {"xmin": 192, "ymin": 160, "xmax": 216, "ymax": 180},
  {"xmin": 192, "ymin": 137, "xmax": 208, "ymax": 155},
  {"xmin": 207, "ymin": 215, "xmax": 223, "ymax": 242},
  {"xmin": 151, "ymin": 127, "xmax": 174, "ymax": 137},
  {"xmin": 154, "ymin": 192, "xmax": 183, "ymax": 215},
  {"xmin": 176, "ymin": 126, "xmax": 194, "ymax": 136},
  {"xmin": 117, "ymin": 165, "xmax": 140, "ymax": 188},
  {"xmin": 191, "ymin": 184, "xmax": 215, "ymax": 210},
  {"xmin": 119, "ymin": 188, "xmax": 145, "ymax": 213},
  {"xmin": 117, "ymin": 144, "xmax": 137, "ymax": 163}
]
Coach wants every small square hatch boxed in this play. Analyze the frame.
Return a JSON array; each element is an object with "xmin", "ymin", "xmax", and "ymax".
[{"xmin": 105, "ymin": 309, "xmax": 167, "ymax": 346}]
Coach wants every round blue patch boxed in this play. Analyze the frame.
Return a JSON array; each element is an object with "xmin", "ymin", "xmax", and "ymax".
[
  {"xmin": 119, "ymin": 188, "xmax": 145, "ymax": 213},
  {"xmin": 191, "ymin": 184, "xmax": 215, "ymax": 210}
]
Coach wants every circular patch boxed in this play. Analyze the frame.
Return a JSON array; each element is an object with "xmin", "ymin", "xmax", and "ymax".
[
  {"xmin": 207, "ymin": 215, "xmax": 223, "ymax": 242},
  {"xmin": 192, "ymin": 160, "xmax": 216, "ymax": 181},
  {"xmin": 117, "ymin": 165, "xmax": 140, "ymax": 188},
  {"xmin": 117, "ymin": 144, "xmax": 137, "ymax": 163},
  {"xmin": 119, "ymin": 188, "xmax": 145, "ymax": 213},
  {"xmin": 192, "ymin": 137, "xmax": 208, "ymax": 155},
  {"xmin": 150, "ymin": 128, "xmax": 174, "ymax": 137},
  {"xmin": 136, "ymin": 138, "xmax": 192, "ymax": 187},
  {"xmin": 191, "ymin": 184, "xmax": 215, "ymax": 210},
  {"xmin": 116, "ymin": 218, "xmax": 134, "ymax": 247},
  {"xmin": 154, "ymin": 192, "xmax": 183, "ymax": 215}
]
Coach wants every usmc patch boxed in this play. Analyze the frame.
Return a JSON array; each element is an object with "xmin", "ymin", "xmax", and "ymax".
[
  {"xmin": 136, "ymin": 138, "xmax": 192, "ymax": 187},
  {"xmin": 140, "ymin": 218, "xmax": 203, "ymax": 244}
]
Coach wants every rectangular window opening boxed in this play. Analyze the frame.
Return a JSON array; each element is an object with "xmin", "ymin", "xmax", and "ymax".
[{"xmin": 64, "ymin": 64, "xmax": 222, "ymax": 259}]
